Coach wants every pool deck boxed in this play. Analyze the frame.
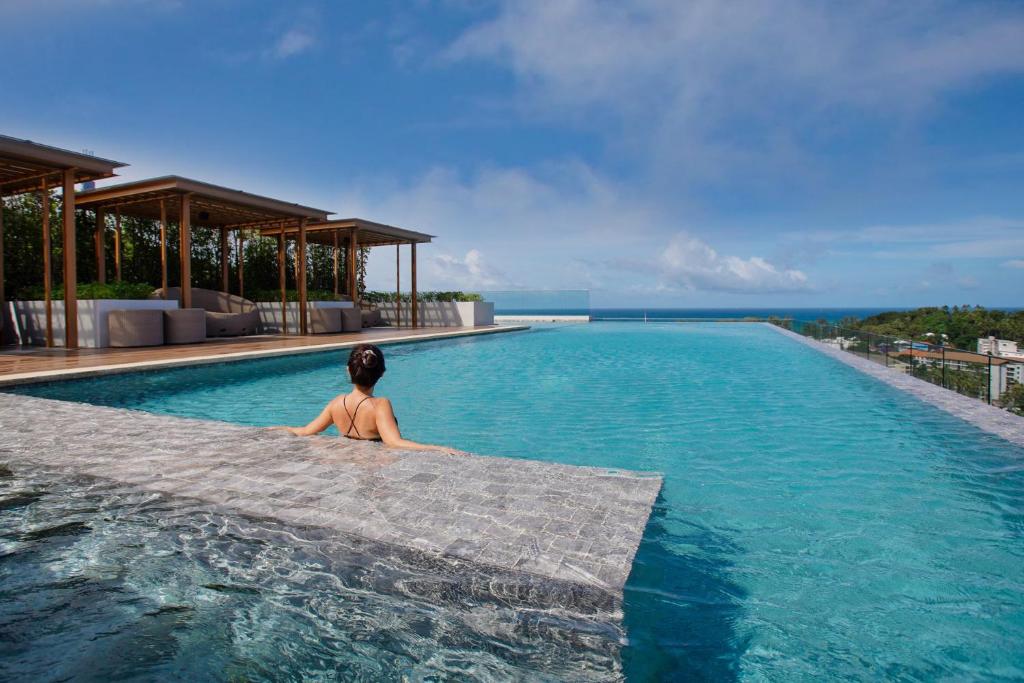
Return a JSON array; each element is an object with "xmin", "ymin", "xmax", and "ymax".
[
  {"xmin": 768, "ymin": 323, "xmax": 1024, "ymax": 448},
  {"xmin": 0, "ymin": 325, "xmax": 527, "ymax": 387},
  {"xmin": 0, "ymin": 393, "xmax": 662, "ymax": 613}
]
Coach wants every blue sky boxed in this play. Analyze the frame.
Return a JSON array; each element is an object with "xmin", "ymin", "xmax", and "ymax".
[{"xmin": 2, "ymin": 0, "xmax": 1023, "ymax": 307}]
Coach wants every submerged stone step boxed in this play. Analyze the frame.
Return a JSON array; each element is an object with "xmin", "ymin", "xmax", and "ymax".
[{"xmin": 0, "ymin": 393, "xmax": 661, "ymax": 612}]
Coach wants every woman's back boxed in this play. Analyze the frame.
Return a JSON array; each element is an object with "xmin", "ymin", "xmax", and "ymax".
[{"xmin": 331, "ymin": 392, "xmax": 382, "ymax": 441}]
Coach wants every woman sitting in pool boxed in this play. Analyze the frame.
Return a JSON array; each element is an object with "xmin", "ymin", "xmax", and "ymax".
[{"xmin": 276, "ymin": 344, "xmax": 464, "ymax": 455}]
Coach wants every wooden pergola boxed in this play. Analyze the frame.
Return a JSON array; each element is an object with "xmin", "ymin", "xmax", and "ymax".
[
  {"xmin": 260, "ymin": 218, "xmax": 434, "ymax": 328},
  {"xmin": 0, "ymin": 135, "xmax": 126, "ymax": 347},
  {"xmin": 75, "ymin": 176, "xmax": 331, "ymax": 334}
]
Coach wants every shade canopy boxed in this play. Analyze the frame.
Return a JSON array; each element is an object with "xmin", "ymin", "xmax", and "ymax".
[
  {"xmin": 75, "ymin": 176, "xmax": 331, "ymax": 228},
  {"xmin": 260, "ymin": 218, "xmax": 433, "ymax": 246},
  {"xmin": 0, "ymin": 134, "xmax": 126, "ymax": 196}
]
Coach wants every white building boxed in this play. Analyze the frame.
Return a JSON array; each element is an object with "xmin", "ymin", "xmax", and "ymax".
[{"xmin": 977, "ymin": 337, "xmax": 1024, "ymax": 387}]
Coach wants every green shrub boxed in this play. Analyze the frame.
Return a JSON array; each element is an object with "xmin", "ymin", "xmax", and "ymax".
[
  {"xmin": 361, "ymin": 290, "xmax": 483, "ymax": 303},
  {"xmin": 15, "ymin": 281, "xmax": 154, "ymax": 300},
  {"xmin": 248, "ymin": 289, "xmax": 344, "ymax": 302}
]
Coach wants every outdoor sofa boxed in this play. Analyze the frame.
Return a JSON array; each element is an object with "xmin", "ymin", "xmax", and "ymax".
[{"xmin": 151, "ymin": 287, "xmax": 261, "ymax": 337}]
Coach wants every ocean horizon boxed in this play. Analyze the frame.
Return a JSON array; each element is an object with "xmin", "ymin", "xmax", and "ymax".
[{"xmin": 492, "ymin": 307, "xmax": 1022, "ymax": 322}]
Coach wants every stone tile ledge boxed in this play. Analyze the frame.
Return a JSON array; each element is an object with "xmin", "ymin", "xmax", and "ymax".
[
  {"xmin": 766, "ymin": 323, "xmax": 1024, "ymax": 448},
  {"xmin": 0, "ymin": 393, "xmax": 662, "ymax": 609}
]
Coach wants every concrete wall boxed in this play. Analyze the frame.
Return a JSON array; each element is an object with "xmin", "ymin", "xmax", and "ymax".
[
  {"xmin": 256, "ymin": 301, "xmax": 354, "ymax": 335},
  {"xmin": 376, "ymin": 301, "xmax": 495, "ymax": 327},
  {"xmin": 12, "ymin": 299, "xmax": 179, "ymax": 348}
]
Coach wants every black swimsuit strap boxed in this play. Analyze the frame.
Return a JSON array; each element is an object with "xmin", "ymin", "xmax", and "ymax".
[{"xmin": 343, "ymin": 395, "xmax": 372, "ymax": 438}]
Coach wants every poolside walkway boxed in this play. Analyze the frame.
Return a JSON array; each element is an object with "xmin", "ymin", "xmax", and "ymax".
[
  {"xmin": 0, "ymin": 393, "xmax": 662, "ymax": 613},
  {"xmin": 768, "ymin": 323, "xmax": 1024, "ymax": 448},
  {"xmin": 0, "ymin": 325, "xmax": 526, "ymax": 387}
]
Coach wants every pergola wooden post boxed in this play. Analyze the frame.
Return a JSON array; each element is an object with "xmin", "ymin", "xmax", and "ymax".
[
  {"xmin": 0, "ymin": 200, "xmax": 4, "ymax": 340},
  {"xmin": 411, "ymin": 242, "xmax": 418, "ymax": 329},
  {"xmin": 114, "ymin": 208, "xmax": 122, "ymax": 282},
  {"xmin": 277, "ymin": 231, "xmax": 287, "ymax": 335},
  {"xmin": 297, "ymin": 218, "xmax": 308, "ymax": 335},
  {"xmin": 94, "ymin": 206, "xmax": 106, "ymax": 284},
  {"xmin": 62, "ymin": 168, "xmax": 78, "ymax": 348},
  {"xmin": 219, "ymin": 227, "xmax": 229, "ymax": 293},
  {"xmin": 39, "ymin": 184, "xmax": 52, "ymax": 347},
  {"xmin": 395, "ymin": 244, "xmax": 401, "ymax": 328},
  {"xmin": 347, "ymin": 228, "xmax": 359, "ymax": 305},
  {"xmin": 158, "ymin": 200, "xmax": 168, "ymax": 292},
  {"xmin": 178, "ymin": 193, "xmax": 191, "ymax": 309},
  {"xmin": 332, "ymin": 230, "xmax": 339, "ymax": 296},
  {"xmin": 237, "ymin": 232, "xmax": 244, "ymax": 298}
]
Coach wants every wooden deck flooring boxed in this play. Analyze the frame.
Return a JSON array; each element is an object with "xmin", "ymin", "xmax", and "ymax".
[{"xmin": 0, "ymin": 326, "xmax": 526, "ymax": 386}]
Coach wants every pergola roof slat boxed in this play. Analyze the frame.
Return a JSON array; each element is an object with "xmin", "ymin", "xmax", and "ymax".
[
  {"xmin": 0, "ymin": 134, "xmax": 126, "ymax": 196},
  {"xmin": 75, "ymin": 175, "xmax": 332, "ymax": 228},
  {"xmin": 260, "ymin": 218, "xmax": 434, "ymax": 247}
]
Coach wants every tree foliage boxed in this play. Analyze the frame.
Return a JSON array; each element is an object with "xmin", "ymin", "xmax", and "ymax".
[
  {"xmin": 854, "ymin": 306, "xmax": 1024, "ymax": 350},
  {"xmin": 1, "ymin": 195, "xmax": 352, "ymax": 299}
]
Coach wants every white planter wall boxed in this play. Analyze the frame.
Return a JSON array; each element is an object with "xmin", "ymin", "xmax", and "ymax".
[
  {"xmin": 12, "ymin": 299, "xmax": 178, "ymax": 348},
  {"xmin": 256, "ymin": 301, "xmax": 354, "ymax": 334},
  {"xmin": 376, "ymin": 301, "xmax": 494, "ymax": 327}
]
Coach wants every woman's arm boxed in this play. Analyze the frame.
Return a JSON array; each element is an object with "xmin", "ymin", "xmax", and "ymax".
[
  {"xmin": 274, "ymin": 401, "xmax": 334, "ymax": 437},
  {"xmin": 373, "ymin": 398, "xmax": 465, "ymax": 455}
]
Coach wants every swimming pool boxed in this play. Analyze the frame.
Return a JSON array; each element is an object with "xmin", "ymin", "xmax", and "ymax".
[{"xmin": 5, "ymin": 322, "xmax": 1024, "ymax": 680}]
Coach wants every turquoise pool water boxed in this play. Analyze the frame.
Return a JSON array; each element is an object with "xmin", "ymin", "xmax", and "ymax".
[{"xmin": 6, "ymin": 323, "xmax": 1024, "ymax": 680}]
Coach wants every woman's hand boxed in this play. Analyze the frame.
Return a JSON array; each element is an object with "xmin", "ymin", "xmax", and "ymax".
[{"xmin": 268, "ymin": 426, "xmax": 300, "ymax": 435}]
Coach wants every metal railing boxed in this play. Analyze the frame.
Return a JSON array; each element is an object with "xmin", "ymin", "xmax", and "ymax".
[{"xmin": 770, "ymin": 318, "xmax": 1014, "ymax": 406}]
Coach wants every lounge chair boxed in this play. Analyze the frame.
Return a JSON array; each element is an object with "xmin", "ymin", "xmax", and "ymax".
[{"xmin": 151, "ymin": 287, "xmax": 261, "ymax": 337}]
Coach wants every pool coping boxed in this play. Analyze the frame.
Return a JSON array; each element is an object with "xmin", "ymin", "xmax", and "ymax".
[
  {"xmin": 0, "ymin": 392, "xmax": 663, "ymax": 614},
  {"xmin": 766, "ymin": 322, "xmax": 1024, "ymax": 448},
  {"xmin": 0, "ymin": 325, "xmax": 529, "ymax": 387}
]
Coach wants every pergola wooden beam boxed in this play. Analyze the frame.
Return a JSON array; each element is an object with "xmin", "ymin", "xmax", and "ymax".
[
  {"xmin": 0, "ymin": 135, "xmax": 125, "ymax": 347},
  {"xmin": 75, "ymin": 176, "xmax": 330, "ymax": 331},
  {"xmin": 261, "ymin": 218, "xmax": 432, "ymax": 328}
]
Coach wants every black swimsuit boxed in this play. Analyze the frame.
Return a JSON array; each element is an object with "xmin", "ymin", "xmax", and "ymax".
[{"xmin": 342, "ymin": 395, "xmax": 390, "ymax": 442}]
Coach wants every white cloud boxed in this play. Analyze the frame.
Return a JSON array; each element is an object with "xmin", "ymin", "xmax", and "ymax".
[
  {"xmin": 269, "ymin": 28, "xmax": 316, "ymax": 59},
  {"xmin": 788, "ymin": 217, "xmax": 1024, "ymax": 260},
  {"xmin": 428, "ymin": 249, "xmax": 513, "ymax": 290},
  {"xmin": 339, "ymin": 161, "xmax": 667, "ymax": 291},
  {"xmin": 446, "ymin": 1, "xmax": 1024, "ymax": 182},
  {"xmin": 659, "ymin": 232, "xmax": 810, "ymax": 293},
  {"xmin": 1003, "ymin": 259, "xmax": 1024, "ymax": 269}
]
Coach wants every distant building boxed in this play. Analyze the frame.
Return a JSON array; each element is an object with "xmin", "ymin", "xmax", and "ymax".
[
  {"xmin": 977, "ymin": 337, "xmax": 1024, "ymax": 387},
  {"xmin": 892, "ymin": 347, "xmax": 1012, "ymax": 400}
]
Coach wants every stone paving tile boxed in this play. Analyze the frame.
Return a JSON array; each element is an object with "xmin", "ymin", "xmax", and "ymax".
[
  {"xmin": 768, "ymin": 324, "xmax": 1024, "ymax": 448},
  {"xmin": 0, "ymin": 393, "xmax": 662, "ymax": 598}
]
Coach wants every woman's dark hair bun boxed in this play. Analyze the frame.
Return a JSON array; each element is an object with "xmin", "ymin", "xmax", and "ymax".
[{"xmin": 348, "ymin": 344, "xmax": 386, "ymax": 386}]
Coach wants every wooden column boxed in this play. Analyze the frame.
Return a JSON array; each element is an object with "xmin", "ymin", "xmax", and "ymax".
[
  {"xmin": 114, "ymin": 208, "xmax": 122, "ymax": 282},
  {"xmin": 332, "ymin": 230, "xmax": 339, "ymax": 296},
  {"xmin": 62, "ymin": 168, "xmax": 78, "ymax": 348},
  {"xmin": 237, "ymin": 232, "xmax": 244, "ymax": 299},
  {"xmin": 179, "ymin": 194, "xmax": 191, "ymax": 309},
  {"xmin": 347, "ymin": 229, "xmax": 358, "ymax": 305},
  {"xmin": 158, "ymin": 200, "xmax": 168, "ymax": 292},
  {"xmin": 0, "ymin": 196, "xmax": 5, "ymax": 340},
  {"xmin": 298, "ymin": 219, "xmax": 308, "ymax": 335},
  {"xmin": 411, "ymin": 242, "xmax": 418, "ymax": 329},
  {"xmin": 94, "ymin": 206, "xmax": 106, "ymax": 284},
  {"xmin": 220, "ymin": 227, "xmax": 229, "ymax": 292},
  {"xmin": 277, "ymin": 231, "xmax": 287, "ymax": 335},
  {"xmin": 40, "ymin": 186, "xmax": 53, "ymax": 347},
  {"xmin": 395, "ymin": 244, "xmax": 401, "ymax": 328}
]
